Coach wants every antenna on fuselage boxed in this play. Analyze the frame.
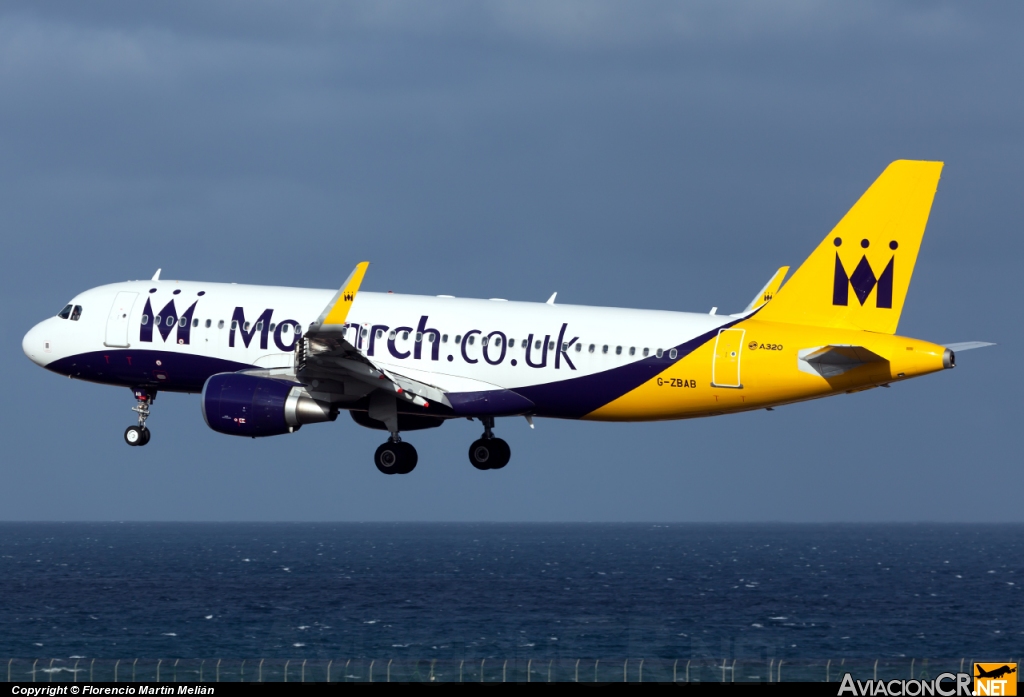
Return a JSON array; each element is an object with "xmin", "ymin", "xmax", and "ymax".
[{"xmin": 151, "ymin": 269, "xmax": 162, "ymax": 281}]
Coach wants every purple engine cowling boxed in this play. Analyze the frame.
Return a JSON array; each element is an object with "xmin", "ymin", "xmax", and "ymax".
[{"xmin": 202, "ymin": 373, "xmax": 336, "ymax": 437}]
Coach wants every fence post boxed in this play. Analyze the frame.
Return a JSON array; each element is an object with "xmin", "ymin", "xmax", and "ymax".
[
  {"xmin": 686, "ymin": 659, "xmax": 691, "ymax": 683},
  {"xmin": 721, "ymin": 658, "xmax": 727, "ymax": 683},
  {"xmin": 156, "ymin": 660, "xmax": 161, "ymax": 683},
  {"xmin": 240, "ymin": 660, "xmax": 245, "ymax": 682},
  {"xmin": 75, "ymin": 659, "xmax": 81, "ymax": 684},
  {"xmin": 369, "ymin": 659, "xmax": 374, "ymax": 683},
  {"xmin": 327, "ymin": 660, "xmax": 332, "ymax": 683},
  {"xmin": 502, "ymin": 660, "xmax": 507, "ymax": 683},
  {"xmin": 32, "ymin": 659, "xmax": 38, "ymax": 683},
  {"xmin": 826, "ymin": 659, "xmax": 830, "ymax": 683},
  {"xmin": 216, "ymin": 659, "xmax": 221, "ymax": 683},
  {"xmin": 548, "ymin": 660, "xmax": 552, "ymax": 683},
  {"xmin": 386, "ymin": 659, "xmax": 391, "ymax": 683},
  {"xmin": 673, "ymin": 659, "xmax": 678, "ymax": 683},
  {"xmin": 910, "ymin": 659, "xmax": 915, "ymax": 679},
  {"xmin": 258, "ymin": 659, "xmax": 263, "ymax": 683},
  {"xmin": 480, "ymin": 659, "xmax": 485, "ymax": 684},
  {"xmin": 594, "ymin": 660, "xmax": 599, "ymax": 682},
  {"xmin": 114, "ymin": 659, "xmax": 119, "ymax": 683},
  {"xmin": 284, "ymin": 659, "xmax": 290, "ymax": 683},
  {"xmin": 575, "ymin": 659, "xmax": 579, "ymax": 683},
  {"xmin": 173, "ymin": 659, "xmax": 178, "ymax": 683},
  {"xmin": 49, "ymin": 658, "xmax": 55, "ymax": 683},
  {"xmin": 874, "ymin": 660, "xmax": 878, "ymax": 681},
  {"xmin": 778, "ymin": 660, "xmax": 783, "ymax": 683},
  {"xmin": 640, "ymin": 659, "xmax": 644, "ymax": 683},
  {"xmin": 769, "ymin": 659, "xmax": 773, "ymax": 683},
  {"xmin": 199, "ymin": 660, "xmax": 204, "ymax": 683},
  {"xmin": 302, "ymin": 659, "xmax": 307, "ymax": 683},
  {"xmin": 624, "ymin": 659, "xmax": 628, "ymax": 683},
  {"xmin": 459, "ymin": 660, "xmax": 463, "ymax": 683},
  {"xmin": 134, "ymin": 658, "xmax": 138, "ymax": 682},
  {"xmin": 527, "ymin": 659, "xmax": 532, "ymax": 683}
]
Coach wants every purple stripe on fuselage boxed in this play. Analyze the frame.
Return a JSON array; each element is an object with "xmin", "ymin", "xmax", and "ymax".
[
  {"xmin": 514, "ymin": 320, "xmax": 739, "ymax": 419},
  {"xmin": 45, "ymin": 350, "xmax": 255, "ymax": 394}
]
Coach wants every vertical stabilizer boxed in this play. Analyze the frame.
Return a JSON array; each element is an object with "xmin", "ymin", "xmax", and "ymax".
[{"xmin": 755, "ymin": 160, "xmax": 943, "ymax": 334}]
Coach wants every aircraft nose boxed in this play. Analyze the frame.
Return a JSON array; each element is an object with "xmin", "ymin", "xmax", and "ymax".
[{"xmin": 22, "ymin": 321, "xmax": 49, "ymax": 366}]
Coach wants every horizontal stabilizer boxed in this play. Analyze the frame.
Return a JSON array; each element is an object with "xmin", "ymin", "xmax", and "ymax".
[
  {"xmin": 943, "ymin": 341, "xmax": 995, "ymax": 352},
  {"xmin": 743, "ymin": 266, "xmax": 790, "ymax": 313},
  {"xmin": 798, "ymin": 344, "xmax": 886, "ymax": 379}
]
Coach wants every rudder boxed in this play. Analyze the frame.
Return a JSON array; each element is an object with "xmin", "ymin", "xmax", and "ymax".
[{"xmin": 756, "ymin": 160, "xmax": 943, "ymax": 334}]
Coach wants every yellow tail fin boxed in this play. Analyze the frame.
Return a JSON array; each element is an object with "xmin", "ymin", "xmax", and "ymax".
[{"xmin": 756, "ymin": 160, "xmax": 943, "ymax": 334}]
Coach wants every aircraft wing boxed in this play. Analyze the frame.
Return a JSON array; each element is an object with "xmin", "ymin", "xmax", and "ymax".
[
  {"xmin": 299, "ymin": 262, "xmax": 452, "ymax": 409},
  {"xmin": 797, "ymin": 344, "xmax": 887, "ymax": 378},
  {"xmin": 942, "ymin": 341, "xmax": 995, "ymax": 352},
  {"xmin": 742, "ymin": 266, "xmax": 790, "ymax": 314}
]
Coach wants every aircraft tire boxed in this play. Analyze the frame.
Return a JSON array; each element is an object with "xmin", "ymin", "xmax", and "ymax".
[
  {"xmin": 140, "ymin": 428, "xmax": 151, "ymax": 446},
  {"xmin": 488, "ymin": 438, "xmax": 510, "ymax": 469},
  {"xmin": 468, "ymin": 438, "xmax": 495, "ymax": 470},
  {"xmin": 375, "ymin": 441, "xmax": 403, "ymax": 475},
  {"xmin": 397, "ymin": 442, "xmax": 418, "ymax": 474},
  {"xmin": 124, "ymin": 426, "xmax": 144, "ymax": 447}
]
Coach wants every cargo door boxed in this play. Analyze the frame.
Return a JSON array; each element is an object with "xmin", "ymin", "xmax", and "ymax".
[
  {"xmin": 104, "ymin": 291, "xmax": 139, "ymax": 348},
  {"xmin": 711, "ymin": 328, "xmax": 744, "ymax": 388}
]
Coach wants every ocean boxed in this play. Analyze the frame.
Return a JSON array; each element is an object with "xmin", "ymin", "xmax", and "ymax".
[{"xmin": 0, "ymin": 523, "xmax": 1020, "ymax": 681}]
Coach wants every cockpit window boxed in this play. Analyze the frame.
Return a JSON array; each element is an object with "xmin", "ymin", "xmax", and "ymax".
[
  {"xmin": 70, "ymin": 305, "xmax": 83, "ymax": 321},
  {"xmin": 57, "ymin": 304, "xmax": 73, "ymax": 319}
]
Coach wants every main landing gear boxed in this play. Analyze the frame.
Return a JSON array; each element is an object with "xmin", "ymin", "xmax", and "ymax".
[
  {"xmin": 374, "ymin": 436, "xmax": 418, "ymax": 475},
  {"xmin": 468, "ymin": 416, "xmax": 510, "ymax": 471},
  {"xmin": 124, "ymin": 388, "xmax": 155, "ymax": 447}
]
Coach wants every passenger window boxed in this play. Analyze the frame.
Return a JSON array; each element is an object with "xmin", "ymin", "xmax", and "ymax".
[
  {"xmin": 656, "ymin": 349, "xmax": 664, "ymax": 358},
  {"xmin": 521, "ymin": 339, "xmax": 528, "ymax": 349},
  {"xmin": 602, "ymin": 345, "xmax": 609, "ymax": 354},
  {"xmin": 481, "ymin": 336, "xmax": 488, "ymax": 346},
  {"xmin": 255, "ymin": 321, "xmax": 263, "ymax": 331},
  {"xmin": 361, "ymin": 328, "xmax": 368, "ymax": 337},
  {"xmin": 455, "ymin": 335, "xmax": 462, "ymax": 344},
  {"xmin": 141, "ymin": 315, "xmax": 149, "ymax": 326},
  {"xmin": 231, "ymin": 320, "xmax": 238, "ymax": 330},
  {"xmin": 219, "ymin": 320, "xmax": 225, "ymax": 329},
  {"xmin": 643, "ymin": 348, "xmax": 649, "ymax": 357},
  {"xmin": 442, "ymin": 334, "xmax": 448, "ymax": 343},
  {"xmin": 70, "ymin": 305, "xmax": 82, "ymax": 321},
  {"xmin": 575, "ymin": 344, "xmax": 582, "ymax": 352},
  {"xmin": 166, "ymin": 316, "xmax": 175, "ymax": 327},
  {"xmin": 589, "ymin": 344, "xmax": 595, "ymax": 353},
  {"xmin": 508, "ymin": 337, "xmax": 514, "ymax": 346},
  {"xmin": 282, "ymin": 324, "xmax": 290, "ymax": 333},
  {"xmin": 205, "ymin": 319, "xmax": 212, "ymax": 328},
  {"xmin": 468, "ymin": 335, "xmax": 475, "ymax": 345},
  {"xmin": 629, "ymin": 347, "xmax": 635, "ymax": 356},
  {"xmin": 193, "ymin": 319, "xmax": 199, "ymax": 328},
  {"xmin": 534, "ymin": 340, "xmax": 541, "ymax": 350},
  {"xmin": 244, "ymin": 322, "xmax": 251, "ymax": 331},
  {"xmin": 669, "ymin": 348, "xmax": 678, "ymax": 359},
  {"xmin": 389, "ymin": 330, "xmax": 397, "ymax": 340},
  {"xmin": 402, "ymin": 331, "xmax": 409, "ymax": 340},
  {"xmin": 376, "ymin": 329, "xmax": 383, "ymax": 339},
  {"xmin": 57, "ymin": 304, "xmax": 73, "ymax": 320},
  {"xmin": 428, "ymin": 334, "xmax": 435, "ymax": 342},
  {"xmin": 416, "ymin": 332, "xmax": 423, "ymax": 342},
  {"xmin": 155, "ymin": 315, "xmax": 162, "ymax": 326},
  {"xmin": 179, "ymin": 317, "xmax": 187, "ymax": 328},
  {"xmin": 270, "ymin": 323, "xmax": 276, "ymax": 332},
  {"xmin": 615, "ymin": 346, "xmax": 622, "ymax": 355}
]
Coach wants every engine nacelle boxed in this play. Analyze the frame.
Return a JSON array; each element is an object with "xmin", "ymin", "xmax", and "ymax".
[{"xmin": 202, "ymin": 373, "xmax": 336, "ymax": 437}]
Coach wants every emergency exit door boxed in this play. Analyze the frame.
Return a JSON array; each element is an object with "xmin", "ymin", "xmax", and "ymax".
[
  {"xmin": 711, "ymin": 328, "xmax": 744, "ymax": 388},
  {"xmin": 104, "ymin": 291, "xmax": 139, "ymax": 348}
]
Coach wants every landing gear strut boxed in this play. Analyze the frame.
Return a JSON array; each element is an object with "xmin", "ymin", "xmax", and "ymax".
[
  {"xmin": 125, "ymin": 388, "xmax": 154, "ymax": 447},
  {"xmin": 375, "ymin": 435, "xmax": 418, "ymax": 475},
  {"xmin": 469, "ymin": 416, "xmax": 510, "ymax": 470}
]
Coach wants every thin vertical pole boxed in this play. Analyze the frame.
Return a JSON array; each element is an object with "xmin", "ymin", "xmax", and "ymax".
[
  {"xmin": 778, "ymin": 660, "xmax": 783, "ymax": 683},
  {"xmin": 302, "ymin": 659, "xmax": 307, "ymax": 683},
  {"xmin": 344, "ymin": 660, "xmax": 350, "ymax": 683},
  {"xmin": 624, "ymin": 659, "xmax": 628, "ymax": 682},
  {"xmin": 429, "ymin": 660, "xmax": 435, "ymax": 682},
  {"xmin": 173, "ymin": 659, "xmax": 178, "ymax": 683},
  {"xmin": 114, "ymin": 660, "xmax": 119, "ymax": 683},
  {"xmin": 673, "ymin": 659, "xmax": 678, "ymax": 683},
  {"xmin": 527, "ymin": 659, "xmax": 532, "ymax": 682},
  {"xmin": 480, "ymin": 659, "xmax": 485, "ymax": 683},
  {"xmin": 199, "ymin": 660, "xmax": 204, "ymax": 683},
  {"xmin": 369, "ymin": 659, "xmax": 374, "ymax": 683},
  {"xmin": 240, "ymin": 660, "xmax": 245, "ymax": 682},
  {"xmin": 640, "ymin": 659, "xmax": 644, "ymax": 683},
  {"xmin": 686, "ymin": 660, "xmax": 690, "ymax": 683},
  {"xmin": 768, "ymin": 659, "xmax": 773, "ymax": 683},
  {"xmin": 216, "ymin": 659, "xmax": 221, "ymax": 683},
  {"xmin": 594, "ymin": 660, "xmax": 599, "ymax": 682},
  {"xmin": 327, "ymin": 660, "xmax": 332, "ymax": 683},
  {"xmin": 502, "ymin": 660, "xmax": 507, "ymax": 683},
  {"xmin": 75, "ymin": 660, "xmax": 81, "ymax": 684},
  {"xmin": 910, "ymin": 659, "xmax": 915, "ymax": 679},
  {"xmin": 721, "ymin": 658, "xmax": 727, "ymax": 682},
  {"xmin": 960, "ymin": 659, "xmax": 965, "ymax": 674},
  {"xmin": 32, "ymin": 659, "xmax": 38, "ymax": 683},
  {"xmin": 459, "ymin": 660, "xmax": 463, "ymax": 683},
  {"xmin": 7, "ymin": 658, "xmax": 11, "ymax": 683},
  {"xmin": 826, "ymin": 659, "xmax": 830, "ymax": 683},
  {"xmin": 49, "ymin": 659, "xmax": 55, "ymax": 682},
  {"xmin": 575, "ymin": 659, "xmax": 579, "ymax": 683},
  {"xmin": 133, "ymin": 658, "xmax": 138, "ymax": 682},
  {"xmin": 731, "ymin": 659, "xmax": 736, "ymax": 683},
  {"xmin": 548, "ymin": 660, "xmax": 552, "ymax": 683},
  {"xmin": 258, "ymin": 659, "xmax": 263, "ymax": 683},
  {"xmin": 386, "ymin": 659, "xmax": 391, "ymax": 683},
  {"xmin": 92, "ymin": 659, "xmax": 96, "ymax": 683},
  {"xmin": 156, "ymin": 660, "xmax": 161, "ymax": 683},
  {"xmin": 284, "ymin": 660, "xmax": 289, "ymax": 683},
  {"xmin": 874, "ymin": 660, "xmax": 878, "ymax": 681}
]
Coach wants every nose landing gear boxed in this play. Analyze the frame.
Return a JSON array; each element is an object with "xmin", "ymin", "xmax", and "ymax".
[
  {"xmin": 125, "ymin": 388, "xmax": 155, "ymax": 447},
  {"xmin": 469, "ymin": 416, "xmax": 510, "ymax": 470}
]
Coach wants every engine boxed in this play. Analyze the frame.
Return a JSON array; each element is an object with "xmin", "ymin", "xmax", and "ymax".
[{"xmin": 202, "ymin": 373, "xmax": 336, "ymax": 437}]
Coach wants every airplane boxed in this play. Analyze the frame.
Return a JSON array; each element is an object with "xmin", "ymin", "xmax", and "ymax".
[{"xmin": 22, "ymin": 160, "xmax": 992, "ymax": 475}]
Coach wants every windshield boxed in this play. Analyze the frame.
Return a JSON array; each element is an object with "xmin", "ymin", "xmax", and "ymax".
[
  {"xmin": 70, "ymin": 305, "xmax": 82, "ymax": 321},
  {"xmin": 57, "ymin": 304, "xmax": 73, "ymax": 319}
]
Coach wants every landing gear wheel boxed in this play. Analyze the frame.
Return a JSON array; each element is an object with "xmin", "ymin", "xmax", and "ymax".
[
  {"xmin": 139, "ymin": 427, "xmax": 151, "ymax": 446},
  {"xmin": 375, "ymin": 440, "xmax": 418, "ymax": 475},
  {"xmin": 470, "ymin": 438, "xmax": 510, "ymax": 470},
  {"xmin": 124, "ymin": 426, "xmax": 146, "ymax": 446}
]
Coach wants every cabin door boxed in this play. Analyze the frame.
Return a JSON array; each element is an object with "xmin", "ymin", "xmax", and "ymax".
[
  {"xmin": 711, "ymin": 328, "xmax": 744, "ymax": 388},
  {"xmin": 104, "ymin": 291, "xmax": 139, "ymax": 348}
]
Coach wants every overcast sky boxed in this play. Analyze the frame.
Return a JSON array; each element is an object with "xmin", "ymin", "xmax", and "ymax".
[{"xmin": 2, "ymin": 1, "xmax": 1020, "ymax": 522}]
